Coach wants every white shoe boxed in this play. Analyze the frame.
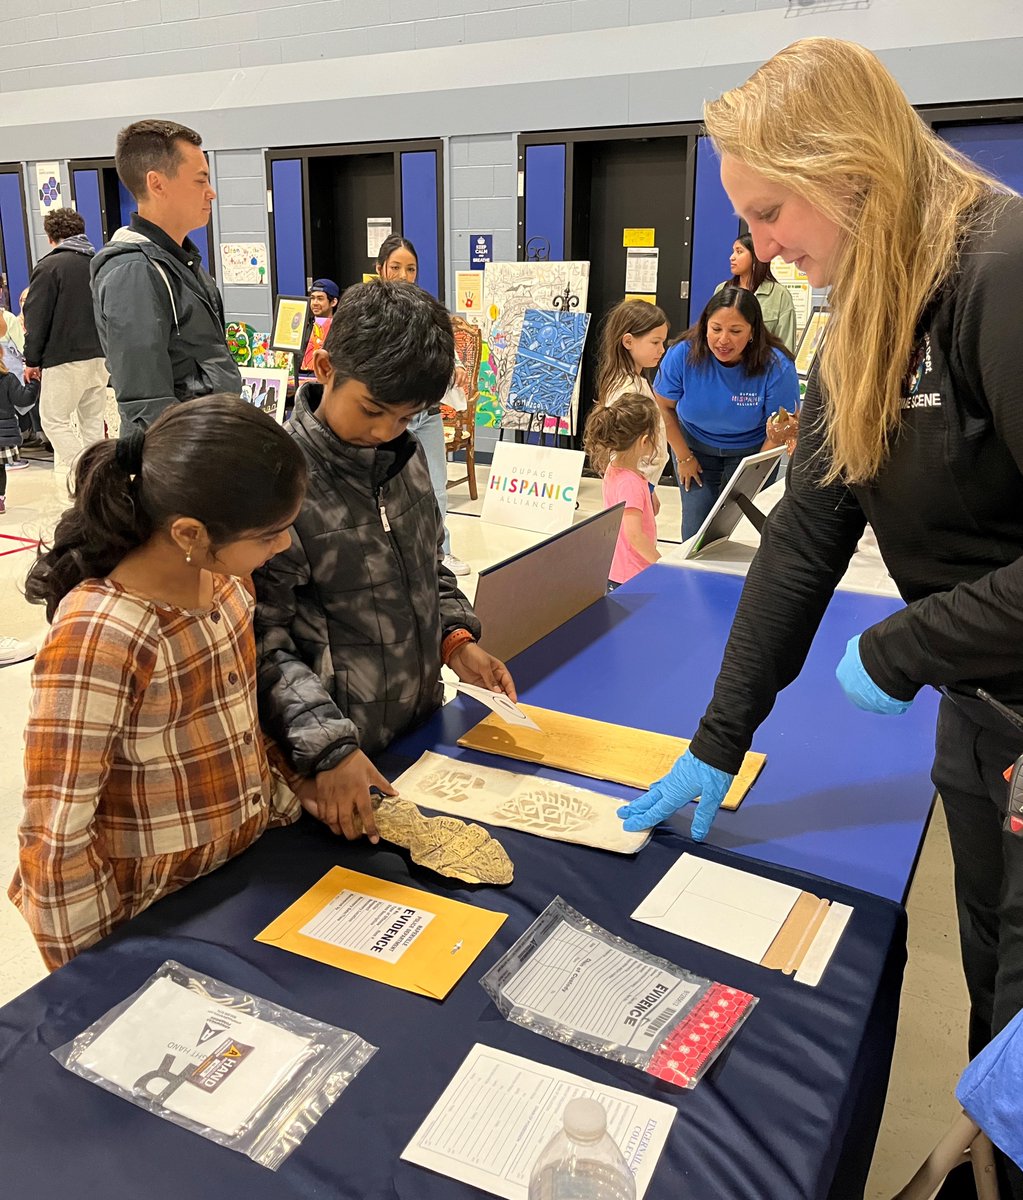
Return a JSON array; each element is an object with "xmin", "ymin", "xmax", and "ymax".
[
  {"xmin": 443, "ymin": 553, "xmax": 471, "ymax": 577},
  {"xmin": 6, "ymin": 459, "xmax": 30, "ymax": 470},
  {"xmin": 0, "ymin": 635, "xmax": 37, "ymax": 666}
]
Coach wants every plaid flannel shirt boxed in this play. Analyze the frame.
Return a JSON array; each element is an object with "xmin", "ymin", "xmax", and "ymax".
[{"xmin": 9, "ymin": 574, "xmax": 298, "ymax": 970}]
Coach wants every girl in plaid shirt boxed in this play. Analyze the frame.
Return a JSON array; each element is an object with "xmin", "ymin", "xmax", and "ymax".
[{"xmin": 10, "ymin": 395, "xmax": 308, "ymax": 969}]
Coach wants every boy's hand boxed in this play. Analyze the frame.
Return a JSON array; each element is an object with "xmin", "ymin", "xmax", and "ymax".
[
  {"xmin": 449, "ymin": 642, "xmax": 517, "ymax": 703},
  {"xmin": 311, "ymin": 751, "xmax": 396, "ymax": 842}
]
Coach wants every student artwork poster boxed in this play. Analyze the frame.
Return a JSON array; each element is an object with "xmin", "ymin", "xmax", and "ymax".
[
  {"xmin": 481, "ymin": 261, "xmax": 590, "ymax": 435},
  {"xmin": 240, "ymin": 367, "xmax": 288, "ymax": 423}
]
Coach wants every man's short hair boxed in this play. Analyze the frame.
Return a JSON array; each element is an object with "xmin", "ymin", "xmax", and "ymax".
[
  {"xmin": 115, "ymin": 119, "xmax": 203, "ymax": 201},
  {"xmin": 323, "ymin": 280, "xmax": 454, "ymax": 411},
  {"xmin": 43, "ymin": 210, "xmax": 86, "ymax": 242}
]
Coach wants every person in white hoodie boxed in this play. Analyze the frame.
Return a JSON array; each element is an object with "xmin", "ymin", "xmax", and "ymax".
[{"xmin": 23, "ymin": 209, "xmax": 108, "ymax": 479}]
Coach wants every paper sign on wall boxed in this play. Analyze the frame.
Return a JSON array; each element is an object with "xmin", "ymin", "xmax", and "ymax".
[
  {"xmin": 625, "ymin": 293, "xmax": 657, "ymax": 305},
  {"xmin": 366, "ymin": 217, "xmax": 392, "ymax": 259},
  {"xmin": 454, "ymin": 269, "xmax": 484, "ymax": 313},
  {"xmin": 470, "ymin": 233, "xmax": 493, "ymax": 270},
  {"xmin": 36, "ymin": 163, "xmax": 63, "ymax": 214},
  {"xmin": 219, "ymin": 242, "xmax": 267, "ymax": 286},
  {"xmin": 625, "ymin": 247, "xmax": 659, "ymax": 294},
  {"xmin": 481, "ymin": 440, "xmax": 585, "ymax": 535},
  {"xmin": 623, "ymin": 228, "xmax": 655, "ymax": 247}
]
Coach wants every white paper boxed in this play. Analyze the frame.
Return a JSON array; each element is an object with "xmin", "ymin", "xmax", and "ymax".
[
  {"xmin": 455, "ymin": 683, "xmax": 541, "ymax": 730},
  {"xmin": 79, "ymin": 976, "xmax": 311, "ymax": 1135},
  {"xmin": 219, "ymin": 241, "xmax": 268, "ymax": 286},
  {"xmin": 299, "ymin": 889, "xmax": 434, "ymax": 962},
  {"xmin": 402, "ymin": 1044, "xmax": 675, "ymax": 1200},
  {"xmin": 625, "ymin": 247, "xmax": 659, "ymax": 294},
  {"xmin": 367, "ymin": 217, "xmax": 392, "ymax": 258},
  {"xmin": 632, "ymin": 854, "xmax": 799, "ymax": 964},
  {"xmin": 500, "ymin": 920, "xmax": 699, "ymax": 1053}
]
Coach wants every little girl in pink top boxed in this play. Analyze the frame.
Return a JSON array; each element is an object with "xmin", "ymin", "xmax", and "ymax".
[{"xmin": 583, "ymin": 393, "xmax": 662, "ymax": 588}]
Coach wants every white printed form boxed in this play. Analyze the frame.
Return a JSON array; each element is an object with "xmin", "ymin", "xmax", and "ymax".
[
  {"xmin": 402, "ymin": 1044, "xmax": 675, "ymax": 1200},
  {"xmin": 500, "ymin": 921, "xmax": 699, "ymax": 1053},
  {"xmin": 299, "ymin": 889, "xmax": 434, "ymax": 963}
]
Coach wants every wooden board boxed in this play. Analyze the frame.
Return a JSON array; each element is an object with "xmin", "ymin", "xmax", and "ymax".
[{"xmin": 457, "ymin": 704, "xmax": 766, "ymax": 812}]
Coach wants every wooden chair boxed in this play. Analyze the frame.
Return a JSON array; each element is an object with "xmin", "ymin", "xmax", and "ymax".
[
  {"xmin": 890, "ymin": 1112, "xmax": 999, "ymax": 1200},
  {"xmin": 442, "ymin": 316, "xmax": 482, "ymax": 500}
]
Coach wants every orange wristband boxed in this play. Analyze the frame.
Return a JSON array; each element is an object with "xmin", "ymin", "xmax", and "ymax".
[{"xmin": 442, "ymin": 628, "xmax": 476, "ymax": 666}]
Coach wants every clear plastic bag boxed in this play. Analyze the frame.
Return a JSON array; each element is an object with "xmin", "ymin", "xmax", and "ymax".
[
  {"xmin": 52, "ymin": 959, "xmax": 376, "ymax": 1169},
  {"xmin": 481, "ymin": 897, "xmax": 757, "ymax": 1089}
]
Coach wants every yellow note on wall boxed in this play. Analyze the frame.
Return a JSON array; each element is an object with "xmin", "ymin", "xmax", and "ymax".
[{"xmin": 623, "ymin": 228, "xmax": 655, "ymax": 247}]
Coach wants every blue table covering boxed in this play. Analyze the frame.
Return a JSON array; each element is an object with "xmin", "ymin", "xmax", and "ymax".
[
  {"xmin": 392, "ymin": 565, "xmax": 939, "ymax": 904},
  {"xmin": 0, "ymin": 816, "xmax": 904, "ymax": 1200}
]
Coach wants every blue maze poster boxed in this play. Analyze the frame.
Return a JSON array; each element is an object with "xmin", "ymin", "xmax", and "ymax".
[{"xmin": 506, "ymin": 310, "xmax": 590, "ymax": 423}]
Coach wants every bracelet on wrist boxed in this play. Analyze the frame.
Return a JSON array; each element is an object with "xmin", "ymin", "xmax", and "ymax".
[{"xmin": 442, "ymin": 628, "xmax": 476, "ymax": 666}]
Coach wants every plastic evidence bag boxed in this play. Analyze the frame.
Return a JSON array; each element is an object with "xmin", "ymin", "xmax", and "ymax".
[
  {"xmin": 52, "ymin": 959, "xmax": 377, "ymax": 1169},
  {"xmin": 481, "ymin": 897, "xmax": 757, "ymax": 1089}
]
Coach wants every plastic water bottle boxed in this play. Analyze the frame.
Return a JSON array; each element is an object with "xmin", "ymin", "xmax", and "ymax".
[{"xmin": 528, "ymin": 1097, "xmax": 637, "ymax": 1200}]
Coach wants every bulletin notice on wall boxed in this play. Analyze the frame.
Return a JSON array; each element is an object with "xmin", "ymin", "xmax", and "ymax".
[{"xmin": 625, "ymin": 247, "xmax": 659, "ymax": 295}]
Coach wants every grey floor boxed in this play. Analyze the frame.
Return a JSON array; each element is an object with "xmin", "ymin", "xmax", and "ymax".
[{"xmin": 0, "ymin": 454, "xmax": 967, "ymax": 1198}]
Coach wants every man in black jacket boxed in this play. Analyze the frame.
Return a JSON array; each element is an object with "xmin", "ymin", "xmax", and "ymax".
[
  {"xmin": 91, "ymin": 119, "xmax": 241, "ymax": 431},
  {"xmin": 23, "ymin": 209, "xmax": 108, "ymax": 480}
]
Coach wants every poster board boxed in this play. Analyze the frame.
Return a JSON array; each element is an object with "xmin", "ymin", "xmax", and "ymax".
[
  {"xmin": 506, "ymin": 309, "xmax": 589, "ymax": 423},
  {"xmin": 270, "ymin": 295, "xmax": 310, "ymax": 354},
  {"xmin": 481, "ymin": 441, "xmax": 585, "ymax": 535},
  {"xmin": 482, "ymin": 260, "xmax": 590, "ymax": 435},
  {"xmin": 471, "ymin": 504, "xmax": 623, "ymax": 663},
  {"xmin": 239, "ymin": 366, "xmax": 289, "ymax": 423}
]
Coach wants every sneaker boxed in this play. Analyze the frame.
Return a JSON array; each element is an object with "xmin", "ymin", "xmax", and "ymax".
[
  {"xmin": 0, "ymin": 495, "xmax": 5, "ymax": 514},
  {"xmin": 443, "ymin": 553, "xmax": 471, "ymax": 577},
  {"xmin": 0, "ymin": 635, "xmax": 37, "ymax": 666},
  {"xmin": 7, "ymin": 458, "xmax": 29, "ymax": 470}
]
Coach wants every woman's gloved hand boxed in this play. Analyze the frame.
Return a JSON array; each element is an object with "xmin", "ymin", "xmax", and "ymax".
[
  {"xmin": 618, "ymin": 749, "xmax": 734, "ymax": 841},
  {"xmin": 836, "ymin": 634, "xmax": 913, "ymax": 715}
]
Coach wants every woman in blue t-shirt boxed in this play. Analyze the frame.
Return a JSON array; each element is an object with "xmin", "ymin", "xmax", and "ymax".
[{"xmin": 654, "ymin": 285, "xmax": 799, "ymax": 540}]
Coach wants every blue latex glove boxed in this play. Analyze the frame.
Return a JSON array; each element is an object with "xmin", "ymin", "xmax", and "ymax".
[
  {"xmin": 836, "ymin": 634, "xmax": 913, "ymax": 715},
  {"xmin": 617, "ymin": 749, "xmax": 734, "ymax": 842}
]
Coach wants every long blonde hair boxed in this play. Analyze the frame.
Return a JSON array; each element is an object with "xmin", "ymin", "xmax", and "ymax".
[{"xmin": 704, "ymin": 38, "xmax": 1012, "ymax": 484}]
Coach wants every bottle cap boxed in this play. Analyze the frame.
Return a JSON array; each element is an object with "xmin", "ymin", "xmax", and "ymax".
[{"xmin": 563, "ymin": 1097, "xmax": 608, "ymax": 1143}]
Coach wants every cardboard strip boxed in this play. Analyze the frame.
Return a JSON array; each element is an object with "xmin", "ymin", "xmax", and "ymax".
[
  {"xmin": 761, "ymin": 891, "xmax": 832, "ymax": 975},
  {"xmin": 457, "ymin": 704, "xmax": 766, "ymax": 812}
]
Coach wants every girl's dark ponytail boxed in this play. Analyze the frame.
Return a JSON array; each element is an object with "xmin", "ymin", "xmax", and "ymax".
[
  {"xmin": 25, "ymin": 436, "xmax": 152, "ymax": 621},
  {"xmin": 25, "ymin": 395, "xmax": 308, "ymax": 623}
]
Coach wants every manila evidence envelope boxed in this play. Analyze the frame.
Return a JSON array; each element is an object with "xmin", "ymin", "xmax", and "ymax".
[
  {"xmin": 458, "ymin": 705, "xmax": 766, "ymax": 812},
  {"xmin": 255, "ymin": 867, "xmax": 506, "ymax": 999}
]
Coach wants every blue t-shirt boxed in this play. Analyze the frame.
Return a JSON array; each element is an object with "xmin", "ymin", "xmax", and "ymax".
[{"xmin": 654, "ymin": 339, "xmax": 799, "ymax": 450}]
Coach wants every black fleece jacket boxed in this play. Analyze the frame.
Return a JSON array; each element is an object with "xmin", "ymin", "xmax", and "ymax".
[{"xmin": 691, "ymin": 196, "xmax": 1023, "ymax": 775}]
